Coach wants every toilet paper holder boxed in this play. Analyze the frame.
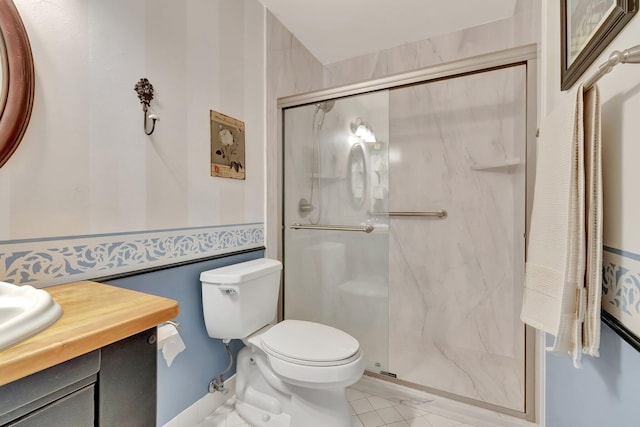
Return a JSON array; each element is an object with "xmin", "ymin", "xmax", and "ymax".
[
  {"xmin": 157, "ymin": 320, "xmax": 186, "ymax": 367},
  {"xmin": 162, "ymin": 320, "xmax": 181, "ymax": 329},
  {"xmin": 147, "ymin": 320, "xmax": 180, "ymax": 345}
]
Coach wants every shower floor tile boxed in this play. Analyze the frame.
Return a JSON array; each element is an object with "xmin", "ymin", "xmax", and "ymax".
[{"xmin": 197, "ymin": 387, "xmax": 482, "ymax": 427}]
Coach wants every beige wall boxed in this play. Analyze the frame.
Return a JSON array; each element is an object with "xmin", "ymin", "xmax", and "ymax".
[
  {"xmin": 541, "ymin": 2, "xmax": 640, "ymax": 254},
  {"xmin": 541, "ymin": 2, "xmax": 640, "ymax": 426},
  {"xmin": 3, "ymin": 0, "xmax": 265, "ymax": 241},
  {"xmin": 0, "ymin": 0, "xmax": 267, "ymax": 287}
]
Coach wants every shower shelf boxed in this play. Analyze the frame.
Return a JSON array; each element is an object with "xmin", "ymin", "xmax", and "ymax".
[{"xmin": 470, "ymin": 157, "xmax": 520, "ymax": 171}]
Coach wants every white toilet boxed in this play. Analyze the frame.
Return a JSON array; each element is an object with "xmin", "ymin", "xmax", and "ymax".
[{"xmin": 200, "ymin": 258, "xmax": 364, "ymax": 427}]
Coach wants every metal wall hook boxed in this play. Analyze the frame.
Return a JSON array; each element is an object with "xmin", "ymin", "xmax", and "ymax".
[
  {"xmin": 134, "ymin": 78, "xmax": 159, "ymax": 135},
  {"xmin": 144, "ymin": 109, "xmax": 159, "ymax": 135}
]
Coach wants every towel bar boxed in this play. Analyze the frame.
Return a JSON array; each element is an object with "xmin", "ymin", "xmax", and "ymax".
[
  {"xmin": 369, "ymin": 210, "xmax": 448, "ymax": 219},
  {"xmin": 583, "ymin": 44, "xmax": 640, "ymax": 90}
]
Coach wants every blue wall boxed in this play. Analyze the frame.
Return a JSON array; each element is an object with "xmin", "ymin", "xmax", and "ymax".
[
  {"xmin": 546, "ymin": 322, "xmax": 640, "ymax": 427},
  {"xmin": 108, "ymin": 249, "xmax": 264, "ymax": 425}
]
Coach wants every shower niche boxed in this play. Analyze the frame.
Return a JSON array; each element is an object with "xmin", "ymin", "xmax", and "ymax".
[{"xmin": 281, "ymin": 48, "xmax": 535, "ymax": 418}]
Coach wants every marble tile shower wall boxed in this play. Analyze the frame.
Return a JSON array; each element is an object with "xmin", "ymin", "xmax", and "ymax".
[
  {"xmin": 323, "ymin": 2, "xmax": 539, "ymax": 87},
  {"xmin": 387, "ymin": 65, "xmax": 527, "ymax": 412}
]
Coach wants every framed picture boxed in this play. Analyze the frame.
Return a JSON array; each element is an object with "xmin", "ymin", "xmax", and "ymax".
[
  {"xmin": 210, "ymin": 110, "xmax": 245, "ymax": 180},
  {"xmin": 561, "ymin": 0, "xmax": 638, "ymax": 90},
  {"xmin": 602, "ymin": 247, "xmax": 640, "ymax": 352}
]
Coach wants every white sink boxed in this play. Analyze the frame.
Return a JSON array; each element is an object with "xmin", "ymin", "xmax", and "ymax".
[{"xmin": 0, "ymin": 281, "xmax": 62, "ymax": 351}]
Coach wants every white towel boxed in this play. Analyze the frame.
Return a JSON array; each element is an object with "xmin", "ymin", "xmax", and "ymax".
[
  {"xmin": 583, "ymin": 85, "xmax": 602, "ymax": 356},
  {"xmin": 521, "ymin": 83, "xmax": 602, "ymax": 367}
]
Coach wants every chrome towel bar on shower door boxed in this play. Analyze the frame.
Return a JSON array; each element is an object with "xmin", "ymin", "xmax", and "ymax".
[
  {"xmin": 369, "ymin": 210, "xmax": 448, "ymax": 219},
  {"xmin": 289, "ymin": 223, "xmax": 375, "ymax": 233}
]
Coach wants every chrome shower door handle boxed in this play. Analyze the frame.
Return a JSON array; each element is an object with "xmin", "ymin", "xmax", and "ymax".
[
  {"xmin": 368, "ymin": 210, "xmax": 448, "ymax": 219},
  {"xmin": 289, "ymin": 223, "xmax": 374, "ymax": 233}
]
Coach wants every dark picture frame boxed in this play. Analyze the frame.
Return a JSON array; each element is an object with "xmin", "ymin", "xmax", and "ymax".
[
  {"xmin": 0, "ymin": 0, "xmax": 35, "ymax": 169},
  {"xmin": 561, "ymin": 0, "xmax": 638, "ymax": 90},
  {"xmin": 602, "ymin": 247, "xmax": 640, "ymax": 353}
]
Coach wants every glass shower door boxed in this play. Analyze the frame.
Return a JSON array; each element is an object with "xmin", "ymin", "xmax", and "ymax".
[
  {"xmin": 280, "ymin": 59, "xmax": 529, "ymax": 415},
  {"xmin": 282, "ymin": 91, "xmax": 390, "ymax": 373},
  {"xmin": 387, "ymin": 64, "xmax": 527, "ymax": 412}
]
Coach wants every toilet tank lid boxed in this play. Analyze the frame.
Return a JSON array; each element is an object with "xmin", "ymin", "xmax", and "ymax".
[{"xmin": 200, "ymin": 258, "xmax": 282, "ymax": 284}]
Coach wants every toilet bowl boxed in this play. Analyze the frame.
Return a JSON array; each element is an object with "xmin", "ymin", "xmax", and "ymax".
[
  {"xmin": 201, "ymin": 258, "xmax": 364, "ymax": 427},
  {"xmin": 257, "ymin": 320, "xmax": 362, "ymax": 385}
]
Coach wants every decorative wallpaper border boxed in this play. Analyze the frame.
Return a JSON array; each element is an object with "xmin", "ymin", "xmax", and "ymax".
[
  {"xmin": 602, "ymin": 247, "xmax": 640, "ymax": 343},
  {"xmin": 0, "ymin": 223, "xmax": 264, "ymax": 287}
]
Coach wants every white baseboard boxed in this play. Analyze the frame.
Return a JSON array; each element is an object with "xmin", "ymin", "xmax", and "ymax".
[{"xmin": 162, "ymin": 375, "xmax": 236, "ymax": 427}]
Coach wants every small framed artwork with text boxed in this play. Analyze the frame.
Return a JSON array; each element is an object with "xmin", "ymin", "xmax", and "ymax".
[{"xmin": 210, "ymin": 110, "xmax": 245, "ymax": 180}]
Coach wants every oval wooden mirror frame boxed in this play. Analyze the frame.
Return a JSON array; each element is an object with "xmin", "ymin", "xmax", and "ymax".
[{"xmin": 0, "ymin": 0, "xmax": 35, "ymax": 168}]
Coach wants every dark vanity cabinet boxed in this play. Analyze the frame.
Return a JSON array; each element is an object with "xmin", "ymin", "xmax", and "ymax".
[
  {"xmin": 98, "ymin": 327, "xmax": 157, "ymax": 426},
  {"xmin": 0, "ymin": 351, "xmax": 98, "ymax": 426},
  {"xmin": 0, "ymin": 328, "xmax": 157, "ymax": 427}
]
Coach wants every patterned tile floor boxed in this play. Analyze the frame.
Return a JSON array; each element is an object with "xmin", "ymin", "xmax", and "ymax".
[{"xmin": 198, "ymin": 387, "xmax": 481, "ymax": 427}]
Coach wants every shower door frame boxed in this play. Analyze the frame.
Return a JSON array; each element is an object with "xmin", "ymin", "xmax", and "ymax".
[{"xmin": 276, "ymin": 44, "xmax": 538, "ymax": 422}]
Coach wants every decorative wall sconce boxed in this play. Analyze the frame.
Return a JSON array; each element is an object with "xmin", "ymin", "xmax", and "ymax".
[
  {"xmin": 134, "ymin": 78, "xmax": 159, "ymax": 135},
  {"xmin": 350, "ymin": 119, "xmax": 376, "ymax": 143}
]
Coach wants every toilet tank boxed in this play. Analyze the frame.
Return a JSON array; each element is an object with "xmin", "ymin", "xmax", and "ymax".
[{"xmin": 200, "ymin": 258, "xmax": 282, "ymax": 340}]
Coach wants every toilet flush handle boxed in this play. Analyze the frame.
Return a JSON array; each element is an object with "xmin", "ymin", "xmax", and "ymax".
[{"xmin": 219, "ymin": 287, "xmax": 238, "ymax": 296}]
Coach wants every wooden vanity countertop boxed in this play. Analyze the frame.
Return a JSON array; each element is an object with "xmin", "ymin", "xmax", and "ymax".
[{"xmin": 0, "ymin": 281, "xmax": 179, "ymax": 386}]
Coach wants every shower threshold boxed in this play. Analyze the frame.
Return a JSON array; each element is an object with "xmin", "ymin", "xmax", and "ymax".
[{"xmin": 355, "ymin": 373, "xmax": 538, "ymax": 427}]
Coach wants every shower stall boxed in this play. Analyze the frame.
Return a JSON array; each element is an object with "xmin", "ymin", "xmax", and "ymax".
[{"xmin": 279, "ymin": 46, "xmax": 536, "ymax": 418}]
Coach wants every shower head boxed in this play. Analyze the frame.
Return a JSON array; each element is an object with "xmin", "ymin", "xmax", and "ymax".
[{"xmin": 315, "ymin": 100, "xmax": 335, "ymax": 113}]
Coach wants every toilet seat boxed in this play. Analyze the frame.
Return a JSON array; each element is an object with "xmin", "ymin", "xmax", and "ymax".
[
  {"xmin": 261, "ymin": 320, "xmax": 360, "ymax": 366},
  {"xmin": 246, "ymin": 320, "xmax": 365, "ymax": 387}
]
